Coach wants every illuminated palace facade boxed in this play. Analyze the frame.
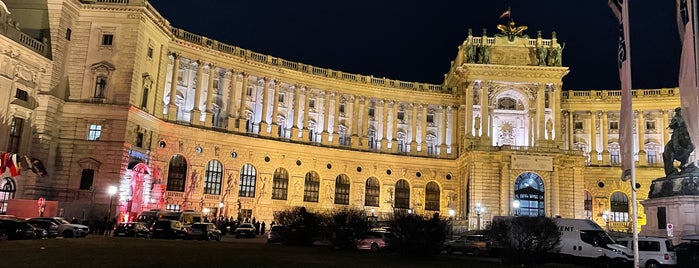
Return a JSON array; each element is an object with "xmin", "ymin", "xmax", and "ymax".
[{"xmin": 0, "ymin": 0, "xmax": 679, "ymax": 232}]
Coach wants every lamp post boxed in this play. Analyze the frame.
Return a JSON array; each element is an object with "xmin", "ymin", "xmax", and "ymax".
[
  {"xmin": 512, "ymin": 200, "xmax": 520, "ymax": 216},
  {"xmin": 107, "ymin": 186, "xmax": 118, "ymax": 220},
  {"xmin": 474, "ymin": 203, "xmax": 484, "ymax": 230},
  {"xmin": 602, "ymin": 210, "xmax": 610, "ymax": 231}
]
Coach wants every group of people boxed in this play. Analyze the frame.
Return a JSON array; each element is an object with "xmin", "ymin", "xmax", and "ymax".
[
  {"xmin": 71, "ymin": 216, "xmax": 116, "ymax": 236},
  {"xmin": 204, "ymin": 216, "xmax": 270, "ymax": 236}
]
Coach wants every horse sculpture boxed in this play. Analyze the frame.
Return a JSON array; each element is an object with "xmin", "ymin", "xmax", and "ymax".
[{"xmin": 663, "ymin": 107, "xmax": 695, "ymax": 176}]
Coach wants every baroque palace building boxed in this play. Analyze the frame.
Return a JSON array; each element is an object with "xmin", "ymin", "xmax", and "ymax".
[{"xmin": 0, "ymin": 0, "xmax": 682, "ymax": 233}]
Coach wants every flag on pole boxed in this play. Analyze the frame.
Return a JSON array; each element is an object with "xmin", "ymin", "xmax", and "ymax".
[
  {"xmin": 499, "ymin": 9, "xmax": 511, "ymax": 20},
  {"xmin": 609, "ymin": 0, "xmax": 634, "ymax": 181},
  {"xmin": 677, "ymin": 0, "xmax": 699, "ymax": 152}
]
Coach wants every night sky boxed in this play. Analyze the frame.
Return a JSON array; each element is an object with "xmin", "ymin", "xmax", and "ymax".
[{"xmin": 148, "ymin": 0, "xmax": 680, "ymax": 91}]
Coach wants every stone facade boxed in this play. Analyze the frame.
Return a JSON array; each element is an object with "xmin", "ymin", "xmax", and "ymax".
[{"xmin": 0, "ymin": 0, "xmax": 682, "ymax": 233}]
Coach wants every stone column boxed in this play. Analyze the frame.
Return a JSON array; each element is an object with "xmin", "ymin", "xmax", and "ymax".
[
  {"xmin": 360, "ymin": 98, "xmax": 370, "ymax": 149},
  {"xmin": 590, "ymin": 111, "xmax": 598, "ymax": 164},
  {"xmin": 536, "ymin": 84, "xmax": 546, "ymax": 144},
  {"xmin": 227, "ymin": 70, "xmax": 238, "ymax": 131},
  {"xmin": 291, "ymin": 84, "xmax": 301, "ymax": 141},
  {"xmin": 204, "ymin": 64, "xmax": 216, "ymax": 127},
  {"xmin": 271, "ymin": 81, "xmax": 281, "ymax": 138},
  {"xmin": 440, "ymin": 105, "xmax": 448, "ymax": 157},
  {"xmin": 451, "ymin": 105, "xmax": 459, "ymax": 155},
  {"xmin": 637, "ymin": 110, "xmax": 647, "ymax": 165},
  {"xmin": 332, "ymin": 92, "xmax": 341, "ymax": 146},
  {"xmin": 420, "ymin": 104, "xmax": 428, "ymax": 156},
  {"xmin": 465, "ymin": 82, "xmax": 475, "ymax": 137},
  {"xmin": 321, "ymin": 91, "xmax": 331, "ymax": 145},
  {"xmin": 392, "ymin": 101, "xmax": 399, "ymax": 153},
  {"xmin": 301, "ymin": 87, "xmax": 312, "ymax": 141},
  {"xmin": 552, "ymin": 166, "xmax": 560, "ymax": 217},
  {"xmin": 554, "ymin": 84, "xmax": 563, "ymax": 143},
  {"xmin": 192, "ymin": 61, "xmax": 205, "ymax": 125},
  {"xmin": 237, "ymin": 73, "xmax": 249, "ymax": 132},
  {"xmin": 259, "ymin": 77, "xmax": 271, "ymax": 136},
  {"xmin": 567, "ymin": 111, "xmax": 574, "ymax": 150},
  {"xmin": 601, "ymin": 111, "xmax": 610, "ymax": 164},
  {"xmin": 381, "ymin": 99, "xmax": 389, "ymax": 152},
  {"xmin": 350, "ymin": 96, "xmax": 359, "ymax": 147},
  {"xmin": 167, "ymin": 53, "xmax": 180, "ymax": 120},
  {"xmin": 479, "ymin": 85, "xmax": 488, "ymax": 138},
  {"xmin": 410, "ymin": 103, "xmax": 418, "ymax": 153}
]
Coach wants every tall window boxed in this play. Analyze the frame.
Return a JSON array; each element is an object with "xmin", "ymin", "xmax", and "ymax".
[
  {"xmin": 365, "ymin": 177, "xmax": 380, "ymax": 207},
  {"xmin": 88, "ymin": 124, "xmax": 102, "ymax": 141},
  {"xmin": 397, "ymin": 132, "xmax": 406, "ymax": 153},
  {"xmin": 610, "ymin": 192, "xmax": 629, "ymax": 222},
  {"xmin": 584, "ymin": 191, "xmax": 593, "ymax": 220},
  {"xmin": 79, "ymin": 169, "xmax": 94, "ymax": 190},
  {"xmin": 272, "ymin": 168, "xmax": 289, "ymax": 200},
  {"xmin": 141, "ymin": 87, "xmax": 149, "ymax": 109},
  {"xmin": 304, "ymin": 171, "xmax": 320, "ymax": 202},
  {"xmin": 239, "ymin": 164, "xmax": 257, "ymax": 198},
  {"xmin": 368, "ymin": 129, "xmax": 377, "ymax": 150},
  {"xmin": 334, "ymin": 174, "xmax": 350, "ymax": 205},
  {"xmin": 395, "ymin": 179, "xmax": 410, "ymax": 209},
  {"xmin": 8, "ymin": 117, "xmax": 23, "ymax": 153},
  {"xmin": 425, "ymin": 182, "xmax": 440, "ymax": 211},
  {"xmin": 166, "ymin": 154, "xmax": 187, "ymax": 192},
  {"xmin": 514, "ymin": 172, "xmax": 545, "ymax": 217},
  {"xmin": 102, "ymin": 34, "xmax": 113, "ymax": 45},
  {"xmin": 94, "ymin": 76, "xmax": 107, "ymax": 98},
  {"xmin": 426, "ymin": 134, "xmax": 437, "ymax": 156},
  {"xmin": 204, "ymin": 160, "xmax": 223, "ymax": 195}
]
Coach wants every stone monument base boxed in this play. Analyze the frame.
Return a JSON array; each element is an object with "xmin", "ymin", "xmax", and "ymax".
[{"xmin": 641, "ymin": 195, "xmax": 699, "ymax": 245}]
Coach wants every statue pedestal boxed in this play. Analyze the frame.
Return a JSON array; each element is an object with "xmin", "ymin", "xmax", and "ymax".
[{"xmin": 642, "ymin": 168, "xmax": 699, "ymax": 244}]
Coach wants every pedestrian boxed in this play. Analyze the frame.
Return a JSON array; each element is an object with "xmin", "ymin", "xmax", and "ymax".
[
  {"xmin": 254, "ymin": 221, "xmax": 261, "ymax": 235},
  {"xmin": 105, "ymin": 217, "xmax": 115, "ymax": 237},
  {"xmin": 261, "ymin": 221, "xmax": 266, "ymax": 235}
]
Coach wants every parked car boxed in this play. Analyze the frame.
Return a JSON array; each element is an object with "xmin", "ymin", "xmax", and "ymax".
[
  {"xmin": 26, "ymin": 219, "xmax": 59, "ymax": 238},
  {"xmin": 267, "ymin": 225, "xmax": 288, "ymax": 243},
  {"xmin": 27, "ymin": 217, "xmax": 89, "ymax": 238},
  {"xmin": 114, "ymin": 222, "xmax": 150, "ymax": 238},
  {"xmin": 616, "ymin": 236, "xmax": 677, "ymax": 268},
  {"xmin": 0, "ymin": 219, "xmax": 39, "ymax": 240},
  {"xmin": 234, "ymin": 223, "xmax": 257, "ymax": 238},
  {"xmin": 187, "ymin": 222, "xmax": 221, "ymax": 241},
  {"xmin": 443, "ymin": 234, "xmax": 493, "ymax": 256},
  {"xmin": 149, "ymin": 219, "xmax": 186, "ymax": 239},
  {"xmin": 676, "ymin": 236, "xmax": 699, "ymax": 268},
  {"xmin": 356, "ymin": 230, "xmax": 397, "ymax": 251}
]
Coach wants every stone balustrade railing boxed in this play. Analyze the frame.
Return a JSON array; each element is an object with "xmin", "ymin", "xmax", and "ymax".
[
  {"xmin": 170, "ymin": 27, "xmax": 448, "ymax": 93},
  {"xmin": 562, "ymin": 88, "xmax": 678, "ymax": 100},
  {"xmin": 0, "ymin": 23, "xmax": 48, "ymax": 57}
]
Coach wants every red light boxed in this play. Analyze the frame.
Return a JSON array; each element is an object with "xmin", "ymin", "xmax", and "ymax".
[{"xmin": 664, "ymin": 253, "xmax": 669, "ymax": 260}]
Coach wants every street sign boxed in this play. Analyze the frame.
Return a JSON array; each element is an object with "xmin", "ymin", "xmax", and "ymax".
[{"xmin": 667, "ymin": 223, "xmax": 674, "ymax": 237}]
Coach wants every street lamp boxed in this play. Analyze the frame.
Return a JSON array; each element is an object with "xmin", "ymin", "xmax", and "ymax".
[
  {"xmin": 107, "ymin": 186, "xmax": 118, "ymax": 220},
  {"xmin": 602, "ymin": 210, "xmax": 611, "ymax": 231},
  {"xmin": 512, "ymin": 200, "xmax": 520, "ymax": 216},
  {"xmin": 474, "ymin": 203, "xmax": 484, "ymax": 230}
]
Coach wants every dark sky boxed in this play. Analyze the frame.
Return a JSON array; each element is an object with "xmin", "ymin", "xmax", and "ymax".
[{"xmin": 148, "ymin": 0, "xmax": 680, "ymax": 91}]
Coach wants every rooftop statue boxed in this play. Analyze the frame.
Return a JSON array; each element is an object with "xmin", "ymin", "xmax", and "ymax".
[
  {"xmin": 663, "ymin": 107, "xmax": 695, "ymax": 176},
  {"xmin": 497, "ymin": 21, "xmax": 528, "ymax": 42}
]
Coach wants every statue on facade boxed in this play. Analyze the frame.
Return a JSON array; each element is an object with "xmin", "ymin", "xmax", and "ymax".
[
  {"xmin": 663, "ymin": 107, "xmax": 695, "ymax": 176},
  {"xmin": 537, "ymin": 46, "xmax": 548, "ymax": 66},
  {"xmin": 482, "ymin": 45, "xmax": 491, "ymax": 64},
  {"xmin": 466, "ymin": 43, "xmax": 477, "ymax": 63}
]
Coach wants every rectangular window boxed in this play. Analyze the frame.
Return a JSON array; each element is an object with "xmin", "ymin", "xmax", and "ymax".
[
  {"xmin": 65, "ymin": 28, "xmax": 72, "ymax": 40},
  {"xmin": 278, "ymin": 93, "xmax": 285, "ymax": 104},
  {"xmin": 102, "ymin": 34, "xmax": 114, "ymax": 46},
  {"xmin": 88, "ymin": 124, "xmax": 102, "ymax": 141},
  {"xmin": 646, "ymin": 120, "xmax": 656, "ymax": 130},
  {"xmin": 397, "ymin": 111, "xmax": 405, "ymax": 121},
  {"xmin": 147, "ymin": 46, "xmax": 154, "ymax": 59},
  {"xmin": 15, "ymin": 88, "xmax": 28, "ymax": 101},
  {"xmin": 368, "ymin": 108, "xmax": 375, "ymax": 117},
  {"xmin": 609, "ymin": 121, "xmax": 619, "ymax": 130},
  {"xmin": 427, "ymin": 114, "xmax": 434, "ymax": 124},
  {"xmin": 339, "ymin": 104, "xmax": 345, "ymax": 113},
  {"xmin": 574, "ymin": 121, "xmax": 583, "ymax": 130},
  {"xmin": 141, "ymin": 87, "xmax": 149, "ymax": 109},
  {"xmin": 166, "ymin": 204, "xmax": 181, "ymax": 212},
  {"xmin": 8, "ymin": 117, "xmax": 23, "ymax": 153},
  {"xmin": 246, "ymin": 87, "xmax": 252, "ymax": 97},
  {"xmin": 79, "ymin": 169, "xmax": 94, "ymax": 190},
  {"xmin": 136, "ymin": 133, "xmax": 144, "ymax": 147},
  {"xmin": 95, "ymin": 76, "xmax": 107, "ymax": 98},
  {"xmin": 309, "ymin": 99, "xmax": 315, "ymax": 109},
  {"xmin": 240, "ymin": 209, "xmax": 252, "ymax": 220}
]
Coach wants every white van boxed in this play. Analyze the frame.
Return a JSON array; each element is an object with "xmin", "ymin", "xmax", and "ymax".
[
  {"xmin": 552, "ymin": 218, "xmax": 632, "ymax": 266},
  {"xmin": 616, "ymin": 236, "xmax": 677, "ymax": 268}
]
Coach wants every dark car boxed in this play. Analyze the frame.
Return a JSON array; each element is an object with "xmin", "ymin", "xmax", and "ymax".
[
  {"xmin": 267, "ymin": 225, "xmax": 288, "ymax": 243},
  {"xmin": 28, "ymin": 217, "xmax": 89, "ymax": 238},
  {"xmin": 149, "ymin": 219, "xmax": 186, "ymax": 239},
  {"xmin": 234, "ymin": 223, "xmax": 257, "ymax": 238},
  {"xmin": 27, "ymin": 219, "xmax": 60, "ymax": 238},
  {"xmin": 443, "ymin": 234, "xmax": 493, "ymax": 256},
  {"xmin": 187, "ymin": 223, "xmax": 221, "ymax": 241},
  {"xmin": 114, "ymin": 222, "xmax": 150, "ymax": 238},
  {"xmin": 0, "ymin": 219, "xmax": 39, "ymax": 240},
  {"xmin": 356, "ymin": 231, "xmax": 397, "ymax": 251}
]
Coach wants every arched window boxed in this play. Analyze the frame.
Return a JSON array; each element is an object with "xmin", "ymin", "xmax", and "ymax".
[
  {"xmin": 238, "ymin": 164, "xmax": 257, "ymax": 198},
  {"xmin": 272, "ymin": 168, "xmax": 289, "ymax": 200},
  {"xmin": 365, "ymin": 177, "xmax": 380, "ymax": 207},
  {"xmin": 498, "ymin": 97, "xmax": 517, "ymax": 110},
  {"xmin": 166, "ymin": 154, "xmax": 187, "ymax": 192},
  {"xmin": 425, "ymin": 182, "xmax": 440, "ymax": 211},
  {"xmin": 584, "ymin": 191, "xmax": 593, "ymax": 220},
  {"xmin": 395, "ymin": 179, "xmax": 410, "ymax": 209},
  {"xmin": 610, "ymin": 192, "xmax": 629, "ymax": 222},
  {"xmin": 0, "ymin": 177, "xmax": 16, "ymax": 214},
  {"xmin": 304, "ymin": 171, "xmax": 320, "ymax": 202},
  {"xmin": 334, "ymin": 174, "xmax": 350, "ymax": 205},
  {"xmin": 514, "ymin": 172, "xmax": 545, "ymax": 217},
  {"xmin": 203, "ymin": 160, "xmax": 223, "ymax": 195}
]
